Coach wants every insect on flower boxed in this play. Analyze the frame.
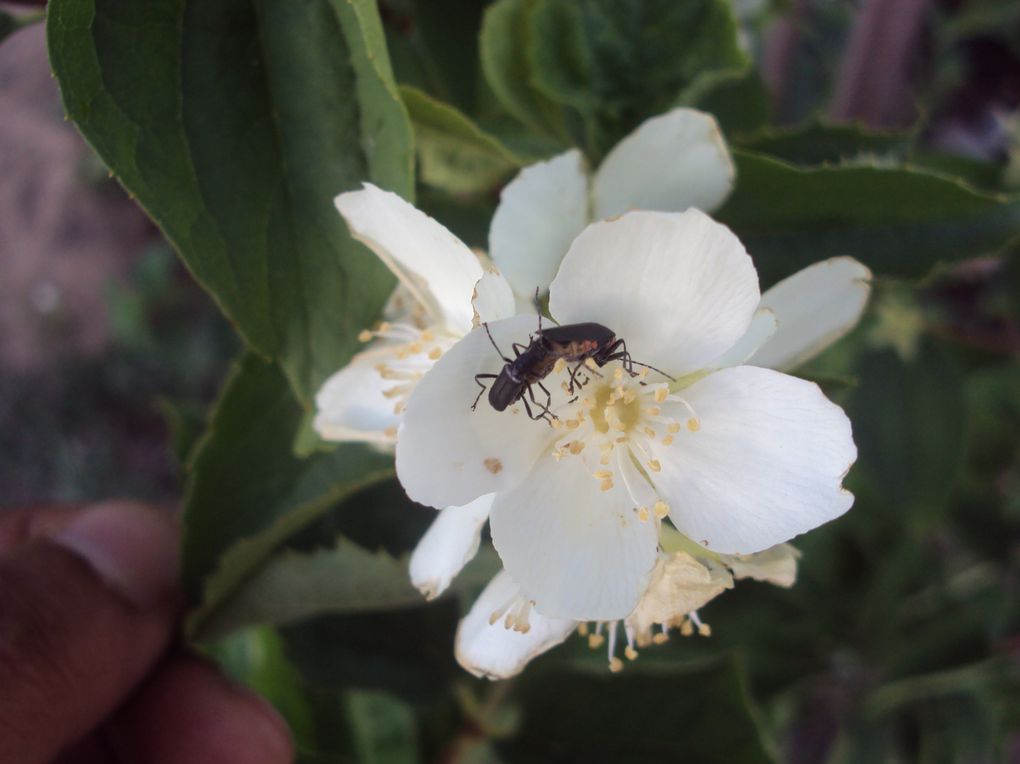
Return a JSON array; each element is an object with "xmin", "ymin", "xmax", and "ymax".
[{"xmin": 472, "ymin": 313, "xmax": 673, "ymax": 422}]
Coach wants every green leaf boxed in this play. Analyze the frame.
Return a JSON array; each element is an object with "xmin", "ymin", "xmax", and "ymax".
[
  {"xmin": 686, "ymin": 66, "xmax": 772, "ymax": 137},
  {"xmin": 47, "ymin": 0, "xmax": 414, "ymax": 404},
  {"xmin": 717, "ymin": 152, "xmax": 1020, "ymax": 286},
  {"xmin": 846, "ymin": 341, "xmax": 965, "ymax": 522},
  {"xmin": 480, "ymin": 0, "xmax": 565, "ymax": 139},
  {"xmin": 346, "ymin": 690, "xmax": 421, "ymax": 764},
  {"xmin": 198, "ymin": 539, "xmax": 422, "ymax": 641},
  {"xmin": 401, "ymin": 86, "xmax": 524, "ymax": 194},
  {"xmin": 737, "ymin": 120, "xmax": 910, "ymax": 165},
  {"xmin": 497, "ymin": 658, "xmax": 776, "ymax": 763},
  {"xmin": 182, "ymin": 354, "xmax": 393, "ymax": 640},
  {"xmin": 528, "ymin": 0, "xmax": 746, "ymax": 159}
]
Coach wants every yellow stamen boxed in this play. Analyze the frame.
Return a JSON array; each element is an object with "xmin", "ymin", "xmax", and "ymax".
[
  {"xmin": 687, "ymin": 418, "xmax": 700, "ymax": 432},
  {"xmin": 609, "ymin": 657, "xmax": 624, "ymax": 673},
  {"xmin": 647, "ymin": 459, "xmax": 662, "ymax": 473},
  {"xmin": 654, "ymin": 387, "xmax": 668, "ymax": 403},
  {"xmin": 428, "ymin": 347, "xmax": 442, "ymax": 360},
  {"xmin": 600, "ymin": 478, "xmax": 614, "ymax": 492},
  {"xmin": 588, "ymin": 634, "xmax": 605, "ymax": 649},
  {"xmin": 624, "ymin": 646, "xmax": 639, "ymax": 661},
  {"xmin": 653, "ymin": 501, "xmax": 669, "ymax": 519},
  {"xmin": 553, "ymin": 358, "xmax": 567, "ymax": 375},
  {"xmin": 358, "ymin": 329, "xmax": 373, "ymax": 342}
]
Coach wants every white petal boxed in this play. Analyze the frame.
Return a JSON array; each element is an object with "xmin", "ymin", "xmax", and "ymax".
[
  {"xmin": 625, "ymin": 553, "xmax": 733, "ymax": 640},
  {"xmin": 749, "ymin": 257, "xmax": 872, "ymax": 371},
  {"xmin": 722, "ymin": 544, "xmax": 800, "ymax": 588},
  {"xmin": 489, "ymin": 453, "xmax": 660, "ymax": 621},
  {"xmin": 472, "ymin": 269, "xmax": 517, "ymax": 325},
  {"xmin": 652, "ymin": 366, "xmax": 856, "ymax": 555},
  {"xmin": 455, "ymin": 571, "xmax": 576, "ymax": 680},
  {"xmin": 489, "ymin": 150, "xmax": 590, "ymax": 300},
  {"xmin": 593, "ymin": 108, "xmax": 735, "ymax": 219},
  {"xmin": 335, "ymin": 184, "xmax": 482, "ymax": 335},
  {"xmin": 409, "ymin": 494, "xmax": 494, "ymax": 600},
  {"xmin": 395, "ymin": 315, "xmax": 555, "ymax": 509},
  {"xmin": 705, "ymin": 307, "xmax": 777, "ymax": 370},
  {"xmin": 313, "ymin": 346, "xmax": 400, "ymax": 445},
  {"xmin": 549, "ymin": 209, "xmax": 760, "ymax": 377}
]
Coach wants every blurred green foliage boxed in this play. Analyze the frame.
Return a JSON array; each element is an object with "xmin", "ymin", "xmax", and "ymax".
[{"xmin": 35, "ymin": 0, "xmax": 1020, "ymax": 760}]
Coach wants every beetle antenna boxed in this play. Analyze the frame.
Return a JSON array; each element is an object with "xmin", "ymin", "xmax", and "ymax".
[
  {"xmin": 628, "ymin": 359, "xmax": 677, "ymax": 382},
  {"xmin": 482, "ymin": 321, "xmax": 513, "ymax": 363}
]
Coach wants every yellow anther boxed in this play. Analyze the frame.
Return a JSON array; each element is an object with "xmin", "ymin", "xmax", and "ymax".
[
  {"xmin": 600, "ymin": 478, "xmax": 614, "ymax": 492},
  {"xmin": 569, "ymin": 441, "xmax": 585, "ymax": 455},
  {"xmin": 600, "ymin": 441, "xmax": 614, "ymax": 452},
  {"xmin": 609, "ymin": 657, "xmax": 624, "ymax": 673},
  {"xmin": 428, "ymin": 347, "xmax": 442, "ymax": 360},
  {"xmin": 358, "ymin": 329, "xmax": 373, "ymax": 342},
  {"xmin": 643, "ymin": 426, "xmax": 656, "ymax": 438},
  {"xmin": 654, "ymin": 387, "xmax": 668, "ymax": 403},
  {"xmin": 383, "ymin": 426, "xmax": 398, "ymax": 438},
  {"xmin": 624, "ymin": 645, "xmax": 639, "ymax": 661},
  {"xmin": 599, "ymin": 453, "xmax": 611, "ymax": 465},
  {"xmin": 698, "ymin": 623, "xmax": 712, "ymax": 637},
  {"xmin": 613, "ymin": 367, "xmax": 624, "ymax": 381},
  {"xmin": 687, "ymin": 418, "xmax": 700, "ymax": 432},
  {"xmin": 652, "ymin": 632, "xmax": 669, "ymax": 645},
  {"xmin": 680, "ymin": 620, "xmax": 694, "ymax": 637},
  {"xmin": 566, "ymin": 418, "xmax": 580, "ymax": 430},
  {"xmin": 653, "ymin": 501, "xmax": 669, "ymax": 519},
  {"xmin": 585, "ymin": 358, "xmax": 599, "ymax": 371},
  {"xmin": 393, "ymin": 402, "xmax": 406, "ymax": 415},
  {"xmin": 582, "ymin": 397, "xmax": 595, "ymax": 410},
  {"xmin": 588, "ymin": 634, "xmax": 605, "ymax": 649},
  {"xmin": 551, "ymin": 419, "xmax": 564, "ymax": 429},
  {"xmin": 552, "ymin": 449, "xmax": 565, "ymax": 462},
  {"xmin": 377, "ymin": 322, "xmax": 392, "ymax": 333},
  {"xmin": 561, "ymin": 381, "xmax": 571, "ymax": 393},
  {"xmin": 593, "ymin": 470, "xmax": 613, "ymax": 479},
  {"xmin": 488, "ymin": 611, "xmax": 501, "ymax": 626},
  {"xmin": 645, "ymin": 406, "xmax": 661, "ymax": 416},
  {"xmin": 637, "ymin": 507, "xmax": 650, "ymax": 522},
  {"xmin": 647, "ymin": 459, "xmax": 662, "ymax": 473},
  {"xmin": 420, "ymin": 329, "xmax": 434, "ymax": 342},
  {"xmin": 667, "ymin": 422, "xmax": 681, "ymax": 434},
  {"xmin": 382, "ymin": 386, "xmax": 404, "ymax": 399},
  {"xmin": 576, "ymin": 623, "xmax": 589, "ymax": 637},
  {"xmin": 553, "ymin": 358, "xmax": 567, "ymax": 375},
  {"xmin": 622, "ymin": 390, "xmax": 637, "ymax": 404},
  {"xmin": 638, "ymin": 368, "xmax": 650, "ymax": 379},
  {"xmin": 407, "ymin": 342, "xmax": 423, "ymax": 355},
  {"xmin": 615, "ymin": 436, "xmax": 628, "ymax": 444},
  {"xmin": 661, "ymin": 435, "xmax": 674, "ymax": 446}
]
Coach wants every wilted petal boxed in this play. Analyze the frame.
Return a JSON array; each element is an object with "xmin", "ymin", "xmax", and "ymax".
[
  {"xmin": 549, "ymin": 210, "xmax": 760, "ymax": 377},
  {"xmin": 335, "ymin": 184, "xmax": 482, "ymax": 335},
  {"xmin": 749, "ymin": 257, "xmax": 872, "ymax": 371},
  {"xmin": 489, "ymin": 150, "xmax": 590, "ymax": 300},
  {"xmin": 313, "ymin": 345, "xmax": 401, "ymax": 445},
  {"xmin": 593, "ymin": 108, "xmax": 734, "ymax": 219},
  {"xmin": 395, "ymin": 315, "xmax": 554, "ymax": 509},
  {"xmin": 409, "ymin": 494, "xmax": 494, "ymax": 600},
  {"xmin": 455, "ymin": 571, "xmax": 576, "ymax": 680},
  {"xmin": 625, "ymin": 553, "xmax": 733, "ymax": 642},
  {"xmin": 489, "ymin": 453, "xmax": 660, "ymax": 621},
  {"xmin": 722, "ymin": 544, "xmax": 800, "ymax": 588},
  {"xmin": 651, "ymin": 366, "xmax": 856, "ymax": 555}
]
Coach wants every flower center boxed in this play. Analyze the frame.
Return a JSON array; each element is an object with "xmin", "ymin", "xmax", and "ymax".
[{"xmin": 545, "ymin": 361, "xmax": 701, "ymax": 522}]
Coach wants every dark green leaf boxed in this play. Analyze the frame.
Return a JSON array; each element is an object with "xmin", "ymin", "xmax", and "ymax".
[
  {"xmin": 198, "ymin": 539, "xmax": 422, "ymax": 640},
  {"xmin": 687, "ymin": 66, "xmax": 772, "ymax": 137},
  {"xmin": 346, "ymin": 689, "xmax": 421, "ymax": 764},
  {"xmin": 480, "ymin": 0, "xmax": 566, "ymax": 139},
  {"xmin": 408, "ymin": 0, "xmax": 485, "ymax": 114},
  {"xmin": 498, "ymin": 658, "xmax": 775, "ymax": 763},
  {"xmin": 737, "ymin": 120, "xmax": 910, "ymax": 165},
  {"xmin": 401, "ymin": 86, "xmax": 524, "ymax": 194},
  {"xmin": 182, "ymin": 354, "xmax": 393, "ymax": 639},
  {"xmin": 528, "ymin": 0, "xmax": 746, "ymax": 159},
  {"xmin": 718, "ymin": 152, "xmax": 1020, "ymax": 286},
  {"xmin": 0, "ymin": 11, "xmax": 14, "ymax": 43},
  {"xmin": 47, "ymin": 0, "xmax": 414, "ymax": 404}
]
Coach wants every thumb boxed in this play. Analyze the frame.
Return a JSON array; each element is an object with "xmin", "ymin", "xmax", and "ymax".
[{"xmin": 0, "ymin": 501, "xmax": 179, "ymax": 764}]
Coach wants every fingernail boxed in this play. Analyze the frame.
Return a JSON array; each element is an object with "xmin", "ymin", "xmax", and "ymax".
[{"xmin": 52, "ymin": 501, "xmax": 180, "ymax": 607}]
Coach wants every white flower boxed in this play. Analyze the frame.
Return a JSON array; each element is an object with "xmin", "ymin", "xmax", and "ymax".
[
  {"xmin": 489, "ymin": 108, "xmax": 734, "ymax": 309},
  {"xmin": 396, "ymin": 209, "xmax": 866, "ymax": 626},
  {"xmin": 455, "ymin": 541, "xmax": 801, "ymax": 680}
]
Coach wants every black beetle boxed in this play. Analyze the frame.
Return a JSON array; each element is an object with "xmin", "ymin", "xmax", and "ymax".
[{"xmin": 471, "ymin": 318, "xmax": 669, "ymax": 422}]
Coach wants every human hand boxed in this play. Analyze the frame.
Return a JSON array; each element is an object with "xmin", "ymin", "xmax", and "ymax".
[{"xmin": 0, "ymin": 501, "xmax": 294, "ymax": 763}]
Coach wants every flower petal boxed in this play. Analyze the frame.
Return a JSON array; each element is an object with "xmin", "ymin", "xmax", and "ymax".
[
  {"xmin": 489, "ymin": 150, "xmax": 590, "ymax": 300},
  {"xmin": 722, "ymin": 544, "xmax": 800, "ymax": 588},
  {"xmin": 592, "ymin": 108, "xmax": 734, "ymax": 220},
  {"xmin": 472, "ymin": 269, "xmax": 517, "ymax": 325},
  {"xmin": 489, "ymin": 453, "xmax": 660, "ymax": 621},
  {"xmin": 313, "ymin": 345, "xmax": 401, "ymax": 445},
  {"xmin": 549, "ymin": 209, "xmax": 760, "ymax": 377},
  {"xmin": 409, "ymin": 494, "xmax": 494, "ymax": 600},
  {"xmin": 395, "ymin": 315, "xmax": 555, "ymax": 509},
  {"xmin": 749, "ymin": 257, "xmax": 872, "ymax": 371},
  {"xmin": 652, "ymin": 366, "xmax": 856, "ymax": 554},
  {"xmin": 705, "ymin": 307, "xmax": 777, "ymax": 371},
  {"xmin": 455, "ymin": 571, "xmax": 576, "ymax": 680},
  {"xmin": 335, "ymin": 184, "xmax": 482, "ymax": 335}
]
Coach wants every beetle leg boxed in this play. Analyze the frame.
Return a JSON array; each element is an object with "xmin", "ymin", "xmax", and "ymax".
[
  {"xmin": 472, "ymin": 373, "xmax": 498, "ymax": 410},
  {"xmin": 534, "ymin": 380, "xmax": 556, "ymax": 419},
  {"xmin": 524, "ymin": 383, "xmax": 556, "ymax": 424}
]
